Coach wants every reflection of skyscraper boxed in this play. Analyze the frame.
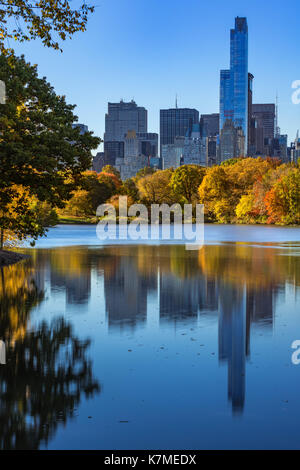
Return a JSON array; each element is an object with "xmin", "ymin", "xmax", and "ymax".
[
  {"xmin": 50, "ymin": 271, "xmax": 91, "ymax": 306},
  {"xmin": 198, "ymin": 278, "xmax": 218, "ymax": 312},
  {"xmin": 160, "ymin": 274, "xmax": 197, "ymax": 320},
  {"xmin": 218, "ymin": 283, "xmax": 246, "ymax": 414},
  {"xmin": 104, "ymin": 258, "xmax": 153, "ymax": 329}
]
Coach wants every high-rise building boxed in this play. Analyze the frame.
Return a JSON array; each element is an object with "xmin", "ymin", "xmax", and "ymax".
[
  {"xmin": 183, "ymin": 123, "xmax": 207, "ymax": 166},
  {"xmin": 160, "ymin": 108, "xmax": 199, "ymax": 157},
  {"xmin": 104, "ymin": 100, "xmax": 147, "ymax": 141},
  {"xmin": 72, "ymin": 123, "xmax": 88, "ymax": 134},
  {"xmin": 247, "ymin": 73, "xmax": 254, "ymax": 155},
  {"xmin": 104, "ymin": 100, "xmax": 147, "ymax": 164},
  {"xmin": 103, "ymin": 141, "xmax": 124, "ymax": 166},
  {"xmin": 219, "ymin": 17, "xmax": 248, "ymax": 160},
  {"xmin": 162, "ymin": 136, "xmax": 185, "ymax": 169},
  {"xmin": 115, "ymin": 130, "xmax": 158, "ymax": 179},
  {"xmin": 206, "ymin": 136, "xmax": 219, "ymax": 167},
  {"xmin": 252, "ymin": 104, "xmax": 275, "ymax": 142},
  {"xmin": 200, "ymin": 113, "xmax": 219, "ymax": 137},
  {"xmin": 291, "ymin": 132, "xmax": 300, "ymax": 163}
]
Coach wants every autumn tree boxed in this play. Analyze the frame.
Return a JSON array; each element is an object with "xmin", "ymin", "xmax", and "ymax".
[
  {"xmin": 0, "ymin": 54, "xmax": 100, "ymax": 244},
  {"xmin": 63, "ymin": 171, "xmax": 117, "ymax": 217},
  {"xmin": 0, "ymin": 0, "xmax": 95, "ymax": 54},
  {"xmin": 264, "ymin": 168, "xmax": 300, "ymax": 224},
  {"xmin": 170, "ymin": 165, "xmax": 206, "ymax": 204},
  {"xmin": 137, "ymin": 169, "xmax": 177, "ymax": 206}
]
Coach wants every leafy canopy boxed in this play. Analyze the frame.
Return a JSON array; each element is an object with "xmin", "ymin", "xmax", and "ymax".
[
  {"xmin": 0, "ymin": 53, "xmax": 100, "ymax": 242},
  {"xmin": 0, "ymin": 0, "xmax": 95, "ymax": 53}
]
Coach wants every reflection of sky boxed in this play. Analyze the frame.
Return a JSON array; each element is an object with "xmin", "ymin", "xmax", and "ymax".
[
  {"xmin": 30, "ymin": 224, "xmax": 300, "ymax": 248},
  {"xmin": 25, "ymin": 242, "xmax": 300, "ymax": 450}
]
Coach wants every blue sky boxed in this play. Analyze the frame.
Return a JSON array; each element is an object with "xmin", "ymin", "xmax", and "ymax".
[{"xmin": 13, "ymin": 0, "xmax": 300, "ymax": 152}]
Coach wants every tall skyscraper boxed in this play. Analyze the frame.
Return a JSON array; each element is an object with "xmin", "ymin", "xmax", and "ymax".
[
  {"xmin": 104, "ymin": 100, "xmax": 148, "ymax": 164},
  {"xmin": 104, "ymin": 100, "xmax": 147, "ymax": 141},
  {"xmin": 220, "ymin": 17, "xmax": 248, "ymax": 160},
  {"xmin": 160, "ymin": 108, "xmax": 199, "ymax": 157}
]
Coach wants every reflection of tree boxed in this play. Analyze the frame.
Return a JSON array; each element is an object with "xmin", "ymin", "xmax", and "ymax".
[
  {"xmin": 0, "ymin": 261, "xmax": 43, "ymax": 342},
  {"xmin": 198, "ymin": 242, "xmax": 300, "ymax": 289},
  {"xmin": 0, "ymin": 317, "xmax": 100, "ymax": 450},
  {"xmin": 0, "ymin": 259, "xmax": 100, "ymax": 450}
]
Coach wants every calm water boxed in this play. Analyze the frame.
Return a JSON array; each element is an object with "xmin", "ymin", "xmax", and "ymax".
[{"xmin": 1, "ymin": 225, "xmax": 300, "ymax": 449}]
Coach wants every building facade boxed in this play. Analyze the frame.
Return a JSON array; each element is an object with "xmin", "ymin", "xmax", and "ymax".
[
  {"xmin": 200, "ymin": 113, "xmax": 219, "ymax": 137},
  {"xmin": 162, "ymin": 137, "xmax": 185, "ymax": 169},
  {"xmin": 160, "ymin": 108, "xmax": 199, "ymax": 157},
  {"xmin": 104, "ymin": 100, "xmax": 147, "ymax": 164},
  {"xmin": 183, "ymin": 124, "xmax": 207, "ymax": 166},
  {"xmin": 220, "ymin": 17, "xmax": 248, "ymax": 160}
]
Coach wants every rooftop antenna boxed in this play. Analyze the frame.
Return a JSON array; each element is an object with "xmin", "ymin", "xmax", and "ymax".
[{"xmin": 175, "ymin": 93, "xmax": 178, "ymax": 109}]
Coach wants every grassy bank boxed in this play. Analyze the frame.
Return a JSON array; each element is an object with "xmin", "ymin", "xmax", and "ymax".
[{"xmin": 58, "ymin": 215, "xmax": 98, "ymax": 224}]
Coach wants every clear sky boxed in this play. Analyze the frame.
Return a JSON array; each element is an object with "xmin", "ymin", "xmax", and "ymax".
[{"xmin": 12, "ymin": 0, "xmax": 300, "ymax": 152}]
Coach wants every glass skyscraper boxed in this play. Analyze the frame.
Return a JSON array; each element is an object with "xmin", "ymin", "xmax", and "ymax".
[
  {"xmin": 160, "ymin": 108, "xmax": 199, "ymax": 157},
  {"xmin": 220, "ymin": 17, "xmax": 248, "ymax": 159}
]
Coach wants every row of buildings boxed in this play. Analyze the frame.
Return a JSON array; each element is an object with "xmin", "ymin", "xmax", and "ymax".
[{"xmin": 87, "ymin": 17, "xmax": 299, "ymax": 180}]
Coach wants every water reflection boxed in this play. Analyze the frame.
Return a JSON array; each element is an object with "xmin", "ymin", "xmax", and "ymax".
[
  {"xmin": 2, "ymin": 243, "xmax": 300, "ymax": 448},
  {"xmin": 0, "ymin": 261, "xmax": 100, "ymax": 450},
  {"xmin": 35, "ymin": 245, "xmax": 299, "ymax": 413}
]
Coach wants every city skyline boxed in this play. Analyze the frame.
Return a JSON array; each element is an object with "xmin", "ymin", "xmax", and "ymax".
[{"xmin": 11, "ymin": 0, "xmax": 300, "ymax": 151}]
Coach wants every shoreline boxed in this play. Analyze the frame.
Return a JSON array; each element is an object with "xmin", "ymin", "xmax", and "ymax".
[{"xmin": 0, "ymin": 250, "xmax": 30, "ymax": 267}]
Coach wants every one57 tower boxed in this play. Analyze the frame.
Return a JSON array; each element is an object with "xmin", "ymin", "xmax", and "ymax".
[{"xmin": 220, "ymin": 17, "xmax": 248, "ymax": 160}]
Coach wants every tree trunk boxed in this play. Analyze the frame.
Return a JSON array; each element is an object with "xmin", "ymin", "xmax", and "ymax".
[{"xmin": 0, "ymin": 228, "xmax": 4, "ymax": 250}]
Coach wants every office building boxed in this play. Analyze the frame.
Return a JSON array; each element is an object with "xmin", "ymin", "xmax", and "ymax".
[
  {"xmin": 200, "ymin": 113, "xmax": 219, "ymax": 137},
  {"xmin": 160, "ymin": 108, "xmax": 199, "ymax": 156},
  {"xmin": 291, "ymin": 132, "xmax": 300, "ymax": 163},
  {"xmin": 104, "ymin": 100, "xmax": 147, "ymax": 163},
  {"xmin": 103, "ymin": 140, "xmax": 124, "ymax": 166},
  {"xmin": 72, "ymin": 123, "xmax": 88, "ymax": 134},
  {"xmin": 183, "ymin": 123, "xmax": 207, "ymax": 166},
  {"xmin": 252, "ymin": 103, "xmax": 275, "ymax": 142},
  {"xmin": 220, "ymin": 17, "xmax": 248, "ymax": 160},
  {"xmin": 104, "ymin": 100, "xmax": 147, "ymax": 142},
  {"xmin": 206, "ymin": 136, "xmax": 219, "ymax": 167},
  {"xmin": 162, "ymin": 136, "xmax": 185, "ymax": 169},
  {"xmin": 115, "ymin": 130, "xmax": 156, "ymax": 179}
]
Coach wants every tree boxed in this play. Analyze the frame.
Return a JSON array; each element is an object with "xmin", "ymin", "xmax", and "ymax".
[
  {"xmin": 0, "ymin": 0, "xmax": 95, "ymax": 54},
  {"xmin": 137, "ymin": 169, "xmax": 177, "ymax": 205},
  {"xmin": 170, "ymin": 165, "xmax": 206, "ymax": 203},
  {"xmin": 101, "ymin": 165, "xmax": 121, "ymax": 179},
  {"xmin": 198, "ymin": 166, "xmax": 232, "ymax": 222},
  {"xmin": 122, "ymin": 178, "xmax": 139, "ymax": 203},
  {"xmin": 264, "ymin": 169, "xmax": 300, "ymax": 224},
  {"xmin": 0, "ymin": 54, "xmax": 100, "ymax": 243},
  {"xmin": 135, "ymin": 166, "xmax": 156, "ymax": 180}
]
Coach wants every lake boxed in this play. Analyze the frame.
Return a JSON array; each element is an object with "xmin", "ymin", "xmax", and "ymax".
[{"xmin": 1, "ymin": 224, "xmax": 300, "ymax": 449}]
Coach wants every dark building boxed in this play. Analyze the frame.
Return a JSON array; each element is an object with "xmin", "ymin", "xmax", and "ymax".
[
  {"xmin": 160, "ymin": 108, "xmax": 199, "ymax": 157},
  {"xmin": 103, "ymin": 141, "xmax": 124, "ymax": 166},
  {"xmin": 206, "ymin": 136, "xmax": 218, "ymax": 166},
  {"xmin": 252, "ymin": 104, "xmax": 275, "ymax": 141},
  {"xmin": 247, "ymin": 73, "xmax": 254, "ymax": 155},
  {"xmin": 92, "ymin": 152, "xmax": 105, "ymax": 172},
  {"xmin": 200, "ymin": 113, "xmax": 219, "ymax": 137}
]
